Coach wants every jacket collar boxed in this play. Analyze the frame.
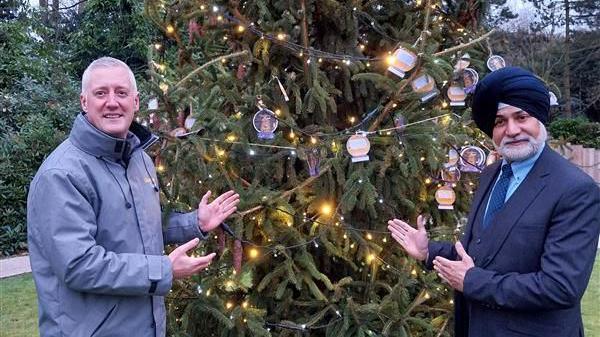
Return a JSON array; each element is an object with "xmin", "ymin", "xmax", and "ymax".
[{"xmin": 69, "ymin": 113, "xmax": 158, "ymax": 162}]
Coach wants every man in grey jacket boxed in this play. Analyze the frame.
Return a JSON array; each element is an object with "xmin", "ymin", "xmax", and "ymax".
[{"xmin": 27, "ymin": 57, "xmax": 240, "ymax": 337}]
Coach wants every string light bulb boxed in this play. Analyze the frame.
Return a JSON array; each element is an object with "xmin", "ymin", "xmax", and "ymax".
[
  {"xmin": 166, "ymin": 25, "xmax": 175, "ymax": 34},
  {"xmin": 385, "ymin": 54, "xmax": 395, "ymax": 65},
  {"xmin": 249, "ymin": 248, "xmax": 259, "ymax": 259},
  {"xmin": 226, "ymin": 301, "xmax": 234, "ymax": 309},
  {"xmin": 237, "ymin": 25, "xmax": 245, "ymax": 33},
  {"xmin": 320, "ymin": 203, "xmax": 333, "ymax": 216}
]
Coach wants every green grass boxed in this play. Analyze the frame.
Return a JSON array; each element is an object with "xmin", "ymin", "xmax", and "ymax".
[
  {"xmin": 0, "ymin": 255, "xmax": 599, "ymax": 337},
  {"xmin": 583, "ymin": 253, "xmax": 600, "ymax": 337},
  {"xmin": 0, "ymin": 273, "xmax": 39, "ymax": 337}
]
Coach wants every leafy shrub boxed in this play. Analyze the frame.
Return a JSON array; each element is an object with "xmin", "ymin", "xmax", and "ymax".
[{"xmin": 548, "ymin": 118, "xmax": 600, "ymax": 149}]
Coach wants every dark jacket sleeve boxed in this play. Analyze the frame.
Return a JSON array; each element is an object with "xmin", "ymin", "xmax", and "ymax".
[
  {"xmin": 463, "ymin": 180, "xmax": 600, "ymax": 310},
  {"xmin": 425, "ymin": 241, "xmax": 458, "ymax": 270}
]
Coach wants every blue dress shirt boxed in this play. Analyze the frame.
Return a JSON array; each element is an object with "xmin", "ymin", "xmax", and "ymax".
[{"xmin": 484, "ymin": 143, "xmax": 545, "ymax": 215}]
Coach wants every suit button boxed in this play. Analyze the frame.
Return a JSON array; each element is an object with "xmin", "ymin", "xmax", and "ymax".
[{"xmin": 476, "ymin": 238, "xmax": 481, "ymax": 244}]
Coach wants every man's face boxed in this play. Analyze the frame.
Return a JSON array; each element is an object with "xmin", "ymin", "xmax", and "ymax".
[
  {"xmin": 80, "ymin": 66, "xmax": 139, "ymax": 139},
  {"xmin": 492, "ymin": 105, "xmax": 544, "ymax": 162}
]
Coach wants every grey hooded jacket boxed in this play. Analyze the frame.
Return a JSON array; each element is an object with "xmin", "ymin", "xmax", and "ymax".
[{"xmin": 27, "ymin": 114, "xmax": 205, "ymax": 337}]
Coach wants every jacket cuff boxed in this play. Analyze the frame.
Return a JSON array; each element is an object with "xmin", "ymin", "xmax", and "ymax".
[
  {"xmin": 463, "ymin": 266, "xmax": 490, "ymax": 300},
  {"xmin": 424, "ymin": 242, "xmax": 440, "ymax": 270},
  {"xmin": 165, "ymin": 210, "xmax": 206, "ymax": 244},
  {"xmin": 147, "ymin": 255, "xmax": 173, "ymax": 296}
]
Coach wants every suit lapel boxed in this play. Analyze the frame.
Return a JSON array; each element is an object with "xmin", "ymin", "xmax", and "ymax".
[
  {"xmin": 479, "ymin": 147, "xmax": 551, "ymax": 268},
  {"xmin": 462, "ymin": 162, "xmax": 501, "ymax": 250}
]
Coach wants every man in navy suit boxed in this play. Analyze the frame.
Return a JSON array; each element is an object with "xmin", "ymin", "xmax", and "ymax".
[{"xmin": 388, "ymin": 67, "xmax": 599, "ymax": 337}]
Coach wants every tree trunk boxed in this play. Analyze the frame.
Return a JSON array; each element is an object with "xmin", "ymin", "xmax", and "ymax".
[
  {"xmin": 39, "ymin": 0, "xmax": 49, "ymax": 24},
  {"xmin": 564, "ymin": 0, "xmax": 572, "ymax": 118},
  {"xmin": 51, "ymin": 0, "xmax": 59, "ymax": 27}
]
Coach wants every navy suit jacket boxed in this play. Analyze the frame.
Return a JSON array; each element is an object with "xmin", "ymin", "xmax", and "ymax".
[{"xmin": 427, "ymin": 146, "xmax": 599, "ymax": 337}]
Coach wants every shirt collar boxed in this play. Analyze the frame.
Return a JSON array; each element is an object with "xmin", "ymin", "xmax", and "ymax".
[{"xmin": 501, "ymin": 142, "xmax": 545, "ymax": 183}]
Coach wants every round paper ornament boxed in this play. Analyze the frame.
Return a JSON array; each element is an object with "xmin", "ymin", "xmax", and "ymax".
[
  {"xmin": 441, "ymin": 164, "xmax": 461, "ymax": 183},
  {"xmin": 346, "ymin": 133, "xmax": 371, "ymax": 163},
  {"xmin": 462, "ymin": 68, "xmax": 479, "ymax": 94},
  {"xmin": 487, "ymin": 55, "xmax": 506, "ymax": 71},
  {"xmin": 252, "ymin": 108, "xmax": 278, "ymax": 139},
  {"xmin": 454, "ymin": 53, "xmax": 471, "ymax": 71},
  {"xmin": 387, "ymin": 47, "xmax": 418, "ymax": 78},
  {"xmin": 447, "ymin": 82, "xmax": 466, "ymax": 107},
  {"xmin": 436, "ymin": 185, "xmax": 456, "ymax": 210},
  {"xmin": 459, "ymin": 146, "xmax": 486, "ymax": 172},
  {"xmin": 411, "ymin": 73, "xmax": 439, "ymax": 102},
  {"xmin": 448, "ymin": 148, "xmax": 459, "ymax": 166}
]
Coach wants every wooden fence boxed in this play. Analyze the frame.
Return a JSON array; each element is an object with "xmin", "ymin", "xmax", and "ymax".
[{"xmin": 552, "ymin": 143, "xmax": 600, "ymax": 184}]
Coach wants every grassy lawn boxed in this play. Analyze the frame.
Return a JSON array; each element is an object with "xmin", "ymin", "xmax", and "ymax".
[
  {"xmin": 583, "ymin": 253, "xmax": 600, "ymax": 337},
  {"xmin": 0, "ymin": 273, "xmax": 38, "ymax": 337},
  {"xmin": 0, "ymin": 254, "xmax": 599, "ymax": 337}
]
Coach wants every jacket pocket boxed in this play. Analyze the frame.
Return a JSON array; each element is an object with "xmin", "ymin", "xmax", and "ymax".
[
  {"xmin": 506, "ymin": 316, "xmax": 562, "ymax": 336},
  {"xmin": 72, "ymin": 302, "xmax": 118, "ymax": 337}
]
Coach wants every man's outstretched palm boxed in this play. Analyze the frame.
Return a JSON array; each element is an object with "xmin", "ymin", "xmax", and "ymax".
[
  {"xmin": 197, "ymin": 190, "xmax": 240, "ymax": 232},
  {"xmin": 387, "ymin": 215, "xmax": 429, "ymax": 261}
]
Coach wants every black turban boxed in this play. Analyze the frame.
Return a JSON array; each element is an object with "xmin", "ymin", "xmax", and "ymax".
[{"xmin": 471, "ymin": 67, "xmax": 550, "ymax": 137}]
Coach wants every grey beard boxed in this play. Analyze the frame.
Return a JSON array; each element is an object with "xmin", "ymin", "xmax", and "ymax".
[{"xmin": 496, "ymin": 123, "xmax": 547, "ymax": 162}]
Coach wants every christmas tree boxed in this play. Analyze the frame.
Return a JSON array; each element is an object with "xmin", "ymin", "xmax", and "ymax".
[{"xmin": 143, "ymin": 0, "xmax": 495, "ymax": 335}]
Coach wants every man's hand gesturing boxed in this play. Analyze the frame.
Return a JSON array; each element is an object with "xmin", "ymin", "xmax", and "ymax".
[
  {"xmin": 168, "ymin": 238, "xmax": 216, "ymax": 279},
  {"xmin": 197, "ymin": 190, "xmax": 240, "ymax": 233},
  {"xmin": 387, "ymin": 215, "xmax": 429, "ymax": 261}
]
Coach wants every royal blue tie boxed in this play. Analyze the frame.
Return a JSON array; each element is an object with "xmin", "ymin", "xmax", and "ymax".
[{"xmin": 483, "ymin": 164, "xmax": 513, "ymax": 229}]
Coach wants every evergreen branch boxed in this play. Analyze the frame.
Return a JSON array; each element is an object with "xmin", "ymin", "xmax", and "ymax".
[
  {"xmin": 173, "ymin": 50, "xmax": 250, "ymax": 90},
  {"xmin": 368, "ymin": 70, "xmax": 418, "ymax": 132},
  {"xmin": 435, "ymin": 317, "xmax": 450, "ymax": 337},
  {"xmin": 238, "ymin": 205, "xmax": 264, "ymax": 217},
  {"xmin": 277, "ymin": 163, "xmax": 333, "ymax": 201},
  {"xmin": 418, "ymin": 0, "xmax": 433, "ymax": 53},
  {"xmin": 433, "ymin": 30, "xmax": 495, "ymax": 57},
  {"xmin": 403, "ymin": 289, "xmax": 429, "ymax": 318},
  {"xmin": 300, "ymin": 0, "xmax": 311, "ymax": 85}
]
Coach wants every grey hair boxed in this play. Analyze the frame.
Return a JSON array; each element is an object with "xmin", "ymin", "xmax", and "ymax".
[{"xmin": 81, "ymin": 57, "xmax": 137, "ymax": 94}]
